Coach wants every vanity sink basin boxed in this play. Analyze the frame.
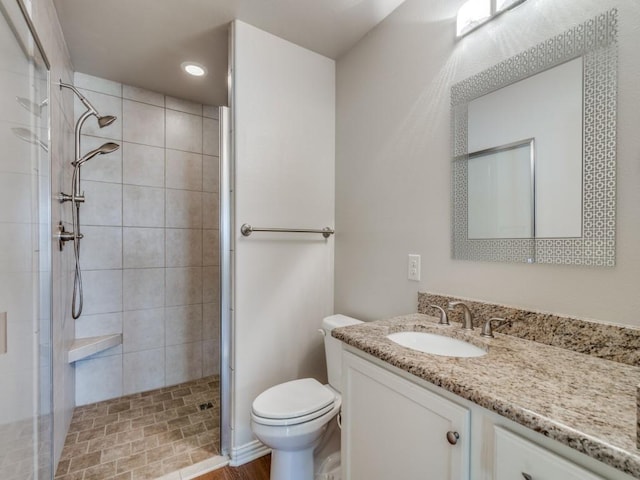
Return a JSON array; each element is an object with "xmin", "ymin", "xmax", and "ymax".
[{"xmin": 386, "ymin": 331, "xmax": 487, "ymax": 358}]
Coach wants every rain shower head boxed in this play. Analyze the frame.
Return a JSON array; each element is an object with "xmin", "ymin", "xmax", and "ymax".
[
  {"xmin": 59, "ymin": 81, "xmax": 116, "ymax": 128},
  {"xmin": 12, "ymin": 127, "xmax": 49, "ymax": 152},
  {"xmin": 73, "ymin": 142, "xmax": 120, "ymax": 167},
  {"xmin": 98, "ymin": 115, "xmax": 117, "ymax": 128}
]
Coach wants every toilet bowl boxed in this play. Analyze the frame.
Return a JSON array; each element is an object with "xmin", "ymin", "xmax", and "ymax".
[
  {"xmin": 251, "ymin": 379, "xmax": 341, "ymax": 480},
  {"xmin": 250, "ymin": 314, "xmax": 363, "ymax": 480}
]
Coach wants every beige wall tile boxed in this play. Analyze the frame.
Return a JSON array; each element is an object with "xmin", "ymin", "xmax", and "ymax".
[
  {"xmin": 166, "ymin": 149, "xmax": 202, "ymax": 191},
  {"xmin": 122, "ymin": 100, "xmax": 164, "ymax": 147},
  {"xmin": 80, "ymin": 226, "xmax": 122, "ymax": 270},
  {"xmin": 202, "ymin": 193, "xmax": 218, "ymax": 229},
  {"xmin": 123, "ymin": 228, "xmax": 164, "ymax": 268},
  {"xmin": 202, "ymin": 155, "xmax": 219, "ymax": 193},
  {"xmin": 166, "ymin": 97, "xmax": 202, "ymax": 116},
  {"xmin": 123, "ymin": 269, "xmax": 164, "ymax": 311},
  {"xmin": 165, "ymin": 267, "xmax": 202, "ymax": 307},
  {"xmin": 202, "ymin": 230, "xmax": 219, "ymax": 267},
  {"xmin": 82, "ymin": 270, "xmax": 123, "ymax": 316},
  {"xmin": 123, "ymin": 185, "xmax": 164, "ymax": 228},
  {"xmin": 166, "ymin": 229, "xmax": 202, "ymax": 267},
  {"xmin": 123, "ymin": 142, "xmax": 164, "ymax": 188},
  {"xmin": 81, "ymin": 181, "xmax": 123, "ymax": 226},
  {"xmin": 166, "ymin": 190, "xmax": 202, "ymax": 229},
  {"xmin": 123, "ymin": 349, "xmax": 165, "ymax": 395},
  {"xmin": 75, "ymin": 355, "xmax": 123, "ymax": 405},
  {"xmin": 165, "ymin": 305, "xmax": 202, "ymax": 346},
  {"xmin": 165, "ymin": 343, "xmax": 202, "ymax": 386},
  {"xmin": 123, "ymin": 85, "xmax": 164, "ymax": 107},
  {"xmin": 166, "ymin": 110, "xmax": 202, "ymax": 153},
  {"xmin": 202, "ymin": 118, "xmax": 219, "ymax": 156},
  {"xmin": 123, "ymin": 309, "xmax": 165, "ymax": 353}
]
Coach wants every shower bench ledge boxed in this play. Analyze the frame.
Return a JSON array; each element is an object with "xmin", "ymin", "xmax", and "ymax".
[{"xmin": 68, "ymin": 334, "xmax": 122, "ymax": 363}]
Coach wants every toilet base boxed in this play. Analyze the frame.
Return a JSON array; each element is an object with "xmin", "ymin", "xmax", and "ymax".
[{"xmin": 271, "ymin": 446, "xmax": 315, "ymax": 480}]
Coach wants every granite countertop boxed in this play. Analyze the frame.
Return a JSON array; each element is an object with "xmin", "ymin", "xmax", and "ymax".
[{"xmin": 333, "ymin": 313, "xmax": 640, "ymax": 478}]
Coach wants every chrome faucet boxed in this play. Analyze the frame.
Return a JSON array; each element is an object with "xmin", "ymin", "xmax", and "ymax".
[{"xmin": 448, "ymin": 301, "xmax": 474, "ymax": 330}]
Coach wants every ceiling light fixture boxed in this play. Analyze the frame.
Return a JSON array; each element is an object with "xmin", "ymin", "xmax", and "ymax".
[{"xmin": 181, "ymin": 62, "xmax": 207, "ymax": 77}]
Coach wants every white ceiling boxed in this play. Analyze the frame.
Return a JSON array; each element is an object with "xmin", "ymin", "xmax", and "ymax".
[{"xmin": 52, "ymin": 0, "xmax": 406, "ymax": 106}]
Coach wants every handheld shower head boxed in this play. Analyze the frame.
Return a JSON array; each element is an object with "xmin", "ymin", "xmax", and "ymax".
[{"xmin": 73, "ymin": 142, "xmax": 120, "ymax": 167}]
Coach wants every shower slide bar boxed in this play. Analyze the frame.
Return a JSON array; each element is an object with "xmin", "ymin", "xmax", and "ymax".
[{"xmin": 240, "ymin": 223, "xmax": 335, "ymax": 239}]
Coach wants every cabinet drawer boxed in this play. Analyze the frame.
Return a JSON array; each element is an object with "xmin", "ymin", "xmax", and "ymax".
[{"xmin": 494, "ymin": 427, "xmax": 605, "ymax": 480}]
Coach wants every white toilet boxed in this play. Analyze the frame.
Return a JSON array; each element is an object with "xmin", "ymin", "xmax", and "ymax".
[{"xmin": 250, "ymin": 314, "xmax": 363, "ymax": 480}]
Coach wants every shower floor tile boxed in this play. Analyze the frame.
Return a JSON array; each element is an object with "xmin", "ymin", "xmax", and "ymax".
[{"xmin": 55, "ymin": 376, "xmax": 220, "ymax": 480}]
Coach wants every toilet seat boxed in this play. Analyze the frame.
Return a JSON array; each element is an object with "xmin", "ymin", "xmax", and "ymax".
[{"xmin": 252, "ymin": 378, "xmax": 337, "ymax": 427}]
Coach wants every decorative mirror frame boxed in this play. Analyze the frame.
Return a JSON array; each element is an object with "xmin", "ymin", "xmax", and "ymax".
[{"xmin": 451, "ymin": 9, "xmax": 618, "ymax": 266}]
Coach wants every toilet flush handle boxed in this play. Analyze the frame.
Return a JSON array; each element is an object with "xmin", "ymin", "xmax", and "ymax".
[{"xmin": 318, "ymin": 329, "xmax": 326, "ymax": 337}]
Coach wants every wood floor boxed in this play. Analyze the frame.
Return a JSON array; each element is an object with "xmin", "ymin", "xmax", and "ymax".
[{"xmin": 195, "ymin": 455, "xmax": 271, "ymax": 480}]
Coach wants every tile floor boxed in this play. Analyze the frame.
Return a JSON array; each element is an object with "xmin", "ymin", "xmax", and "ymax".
[{"xmin": 55, "ymin": 376, "xmax": 220, "ymax": 480}]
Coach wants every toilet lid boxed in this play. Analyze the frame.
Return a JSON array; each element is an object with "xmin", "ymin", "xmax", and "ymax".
[{"xmin": 252, "ymin": 378, "xmax": 335, "ymax": 420}]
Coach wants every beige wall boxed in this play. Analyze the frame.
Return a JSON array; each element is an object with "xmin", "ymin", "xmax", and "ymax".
[
  {"xmin": 335, "ymin": 0, "xmax": 640, "ymax": 326},
  {"xmin": 231, "ymin": 21, "xmax": 335, "ymax": 456}
]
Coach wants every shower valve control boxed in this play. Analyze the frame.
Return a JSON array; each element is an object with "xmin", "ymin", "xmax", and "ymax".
[{"xmin": 55, "ymin": 222, "xmax": 83, "ymax": 251}]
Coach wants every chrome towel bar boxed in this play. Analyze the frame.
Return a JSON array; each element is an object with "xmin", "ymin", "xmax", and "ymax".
[{"xmin": 240, "ymin": 223, "xmax": 334, "ymax": 239}]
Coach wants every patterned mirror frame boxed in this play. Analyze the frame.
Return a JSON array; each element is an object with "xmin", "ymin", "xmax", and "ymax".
[{"xmin": 451, "ymin": 9, "xmax": 617, "ymax": 266}]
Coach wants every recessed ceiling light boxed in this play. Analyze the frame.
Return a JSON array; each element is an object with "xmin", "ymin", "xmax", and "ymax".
[{"xmin": 181, "ymin": 62, "xmax": 207, "ymax": 77}]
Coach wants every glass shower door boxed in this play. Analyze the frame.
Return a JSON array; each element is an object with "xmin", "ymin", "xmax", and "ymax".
[{"xmin": 0, "ymin": 0, "xmax": 52, "ymax": 478}]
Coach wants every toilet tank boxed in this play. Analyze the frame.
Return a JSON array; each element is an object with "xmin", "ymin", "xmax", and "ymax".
[{"xmin": 322, "ymin": 314, "xmax": 363, "ymax": 393}]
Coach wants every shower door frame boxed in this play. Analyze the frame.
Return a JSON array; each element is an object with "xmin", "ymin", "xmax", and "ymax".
[
  {"xmin": 1, "ymin": 0, "xmax": 53, "ymax": 478},
  {"xmin": 219, "ymin": 104, "xmax": 232, "ymax": 457}
]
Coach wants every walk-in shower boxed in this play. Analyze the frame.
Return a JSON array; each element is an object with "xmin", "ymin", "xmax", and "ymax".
[{"xmin": 56, "ymin": 81, "xmax": 119, "ymax": 319}]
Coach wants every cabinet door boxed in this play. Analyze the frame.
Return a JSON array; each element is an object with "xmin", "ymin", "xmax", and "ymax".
[
  {"xmin": 494, "ymin": 427, "xmax": 606, "ymax": 480},
  {"xmin": 342, "ymin": 352, "xmax": 470, "ymax": 480}
]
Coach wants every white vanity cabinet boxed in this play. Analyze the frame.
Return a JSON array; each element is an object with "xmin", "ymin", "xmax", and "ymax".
[
  {"xmin": 494, "ymin": 427, "xmax": 605, "ymax": 480},
  {"xmin": 342, "ymin": 351, "xmax": 471, "ymax": 480},
  {"xmin": 341, "ymin": 349, "xmax": 634, "ymax": 480}
]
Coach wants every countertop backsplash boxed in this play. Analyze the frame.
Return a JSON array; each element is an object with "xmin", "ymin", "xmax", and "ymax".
[{"xmin": 419, "ymin": 292, "xmax": 640, "ymax": 367}]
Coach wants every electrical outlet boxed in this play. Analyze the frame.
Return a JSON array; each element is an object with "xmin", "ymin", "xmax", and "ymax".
[{"xmin": 408, "ymin": 254, "xmax": 421, "ymax": 281}]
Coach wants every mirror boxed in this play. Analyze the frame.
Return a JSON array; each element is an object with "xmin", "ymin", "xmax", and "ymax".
[
  {"xmin": 451, "ymin": 9, "xmax": 618, "ymax": 266},
  {"xmin": 467, "ymin": 139, "xmax": 534, "ymax": 240}
]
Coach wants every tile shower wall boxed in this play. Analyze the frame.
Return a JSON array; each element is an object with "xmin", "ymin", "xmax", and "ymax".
[{"xmin": 71, "ymin": 73, "xmax": 220, "ymax": 405}]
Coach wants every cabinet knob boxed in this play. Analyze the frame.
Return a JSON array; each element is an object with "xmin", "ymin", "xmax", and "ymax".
[
  {"xmin": 522, "ymin": 474, "xmax": 532, "ymax": 480},
  {"xmin": 446, "ymin": 431, "xmax": 459, "ymax": 445}
]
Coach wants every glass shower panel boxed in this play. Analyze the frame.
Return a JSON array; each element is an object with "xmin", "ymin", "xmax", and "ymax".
[{"xmin": 0, "ymin": 0, "xmax": 52, "ymax": 479}]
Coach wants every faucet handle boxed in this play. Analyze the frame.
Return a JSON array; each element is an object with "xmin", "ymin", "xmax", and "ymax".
[
  {"xmin": 429, "ymin": 305, "xmax": 450, "ymax": 326},
  {"xmin": 480, "ymin": 317, "xmax": 511, "ymax": 338}
]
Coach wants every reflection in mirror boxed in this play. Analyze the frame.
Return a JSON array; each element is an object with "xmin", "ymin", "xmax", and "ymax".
[
  {"xmin": 452, "ymin": 9, "xmax": 618, "ymax": 266},
  {"xmin": 468, "ymin": 139, "xmax": 534, "ymax": 240},
  {"xmin": 468, "ymin": 58, "xmax": 583, "ymax": 239}
]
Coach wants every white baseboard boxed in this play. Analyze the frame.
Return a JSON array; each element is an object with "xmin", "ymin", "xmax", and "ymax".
[{"xmin": 230, "ymin": 439, "xmax": 271, "ymax": 467}]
